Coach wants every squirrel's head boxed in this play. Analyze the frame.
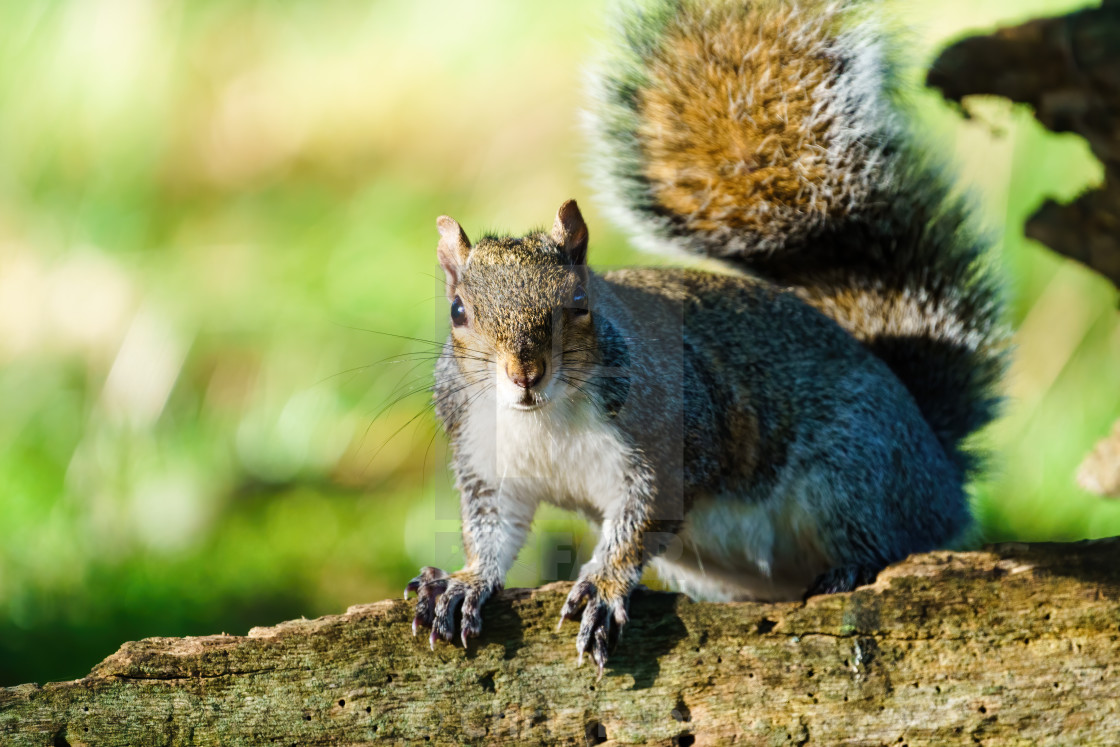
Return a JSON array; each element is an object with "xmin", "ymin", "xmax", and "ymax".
[{"xmin": 436, "ymin": 199, "xmax": 594, "ymax": 411}]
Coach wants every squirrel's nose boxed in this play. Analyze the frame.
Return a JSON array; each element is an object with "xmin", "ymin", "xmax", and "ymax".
[{"xmin": 506, "ymin": 360, "xmax": 546, "ymax": 390}]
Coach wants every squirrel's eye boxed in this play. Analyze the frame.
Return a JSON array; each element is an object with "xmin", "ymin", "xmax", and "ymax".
[
  {"xmin": 450, "ymin": 296, "xmax": 467, "ymax": 327},
  {"xmin": 571, "ymin": 284, "xmax": 589, "ymax": 315}
]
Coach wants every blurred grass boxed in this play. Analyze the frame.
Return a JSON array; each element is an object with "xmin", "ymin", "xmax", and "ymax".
[{"xmin": 0, "ymin": 0, "xmax": 1117, "ymax": 687}]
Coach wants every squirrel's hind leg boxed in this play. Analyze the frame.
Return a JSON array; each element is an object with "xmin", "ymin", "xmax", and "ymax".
[{"xmin": 803, "ymin": 564, "xmax": 882, "ymax": 599}]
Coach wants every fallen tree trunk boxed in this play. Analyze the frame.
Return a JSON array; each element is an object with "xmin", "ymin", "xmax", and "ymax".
[{"xmin": 3, "ymin": 540, "xmax": 1120, "ymax": 745}]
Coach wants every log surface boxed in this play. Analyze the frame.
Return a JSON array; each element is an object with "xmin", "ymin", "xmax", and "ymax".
[{"xmin": 3, "ymin": 540, "xmax": 1120, "ymax": 746}]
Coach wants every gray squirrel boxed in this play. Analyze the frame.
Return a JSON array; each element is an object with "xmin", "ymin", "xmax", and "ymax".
[{"xmin": 404, "ymin": 0, "xmax": 1005, "ymax": 675}]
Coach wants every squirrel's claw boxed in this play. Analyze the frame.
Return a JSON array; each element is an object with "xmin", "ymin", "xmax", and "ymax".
[
  {"xmin": 409, "ymin": 567, "xmax": 447, "ymax": 637},
  {"xmin": 562, "ymin": 576, "xmax": 629, "ymax": 677},
  {"xmin": 578, "ymin": 600, "xmax": 613, "ymax": 677},
  {"xmin": 459, "ymin": 586, "xmax": 484, "ymax": 648},
  {"xmin": 431, "ymin": 584, "xmax": 464, "ymax": 644},
  {"xmin": 405, "ymin": 566, "xmax": 494, "ymax": 651},
  {"xmin": 558, "ymin": 578, "xmax": 596, "ymax": 624}
]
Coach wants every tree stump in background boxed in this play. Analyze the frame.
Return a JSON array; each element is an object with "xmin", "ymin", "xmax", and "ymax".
[
  {"xmin": 929, "ymin": 2, "xmax": 1120, "ymax": 497},
  {"xmin": 928, "ymin": 1, "xmax": 1120, "ymax": 292}
]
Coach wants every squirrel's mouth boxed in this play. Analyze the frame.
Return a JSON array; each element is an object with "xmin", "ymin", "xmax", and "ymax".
[
  {"xmin": 507, "ymin": 388, "xmax": 547, "ymax": 411},
  {"xmin": 509, "ymin": 393, "xmax": 544, "ymax": 411}
]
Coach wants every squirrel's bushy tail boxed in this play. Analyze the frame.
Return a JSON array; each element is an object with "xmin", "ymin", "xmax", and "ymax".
[{"xmin": 588, "ymin": 0, "xmax": 1006, "ymax": 476}]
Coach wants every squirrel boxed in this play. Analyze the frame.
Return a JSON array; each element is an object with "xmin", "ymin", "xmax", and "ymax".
[{"xmin": 404, "ymin": 0, "xmax": 1006, "ymax": 675}]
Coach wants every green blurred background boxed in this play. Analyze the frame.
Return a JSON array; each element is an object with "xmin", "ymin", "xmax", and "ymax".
[{"xmin": 1, "ymin": 0, "xmax": 1116, "ymax": 687}]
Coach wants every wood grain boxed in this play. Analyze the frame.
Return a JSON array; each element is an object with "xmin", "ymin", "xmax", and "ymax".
[{"xmin": 3, "ymin": 540, "xmax": 1120, "ymax": 745}]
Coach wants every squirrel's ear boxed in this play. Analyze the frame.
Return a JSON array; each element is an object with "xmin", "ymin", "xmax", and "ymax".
[
  {"xmin": 436, "ymin": 216, "xmax": 472, "ymax": 301},
  {"xmin": 551, "ymin": 199, "xmax": 588, "ymax": 268}
]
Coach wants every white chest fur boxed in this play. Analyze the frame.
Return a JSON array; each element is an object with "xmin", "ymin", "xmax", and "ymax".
[{"xmin": 460, "ymin": 394, "xmax": 631, "ymax": 518}]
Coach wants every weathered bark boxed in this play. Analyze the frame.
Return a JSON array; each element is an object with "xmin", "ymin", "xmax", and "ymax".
[
  {"xmin": 3, "ymin": 540, "xmax": 1120, "ymax": 746},
  {"xmin": 927, "ymin": 2, "xmax": 1120, "ymax": 292}
]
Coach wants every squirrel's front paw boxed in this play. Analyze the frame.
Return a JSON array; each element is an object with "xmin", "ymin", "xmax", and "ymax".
[
  {"xmin": 557, "ymin": 576, "xmax": 630, "ymax": 677},
  {"xmin": 405, "ymin": 566, "xmax": 495, "ymax": 649}
]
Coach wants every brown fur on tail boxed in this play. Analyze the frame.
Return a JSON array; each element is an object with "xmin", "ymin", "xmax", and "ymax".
[{"xmin": 589, "ymin": 0, "xmax": 1006, "ymax": 476}]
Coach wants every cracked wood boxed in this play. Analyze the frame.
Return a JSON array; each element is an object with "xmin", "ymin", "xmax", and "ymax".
[{"xmin": 3, "ymin": 540, "xmax": 1120, "ymax": 745}]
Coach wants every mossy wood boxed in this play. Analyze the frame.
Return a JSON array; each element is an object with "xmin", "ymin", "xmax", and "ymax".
[{"xmin": 3, "ymin": 540, "xmax": 1120, "ymax": 746}]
